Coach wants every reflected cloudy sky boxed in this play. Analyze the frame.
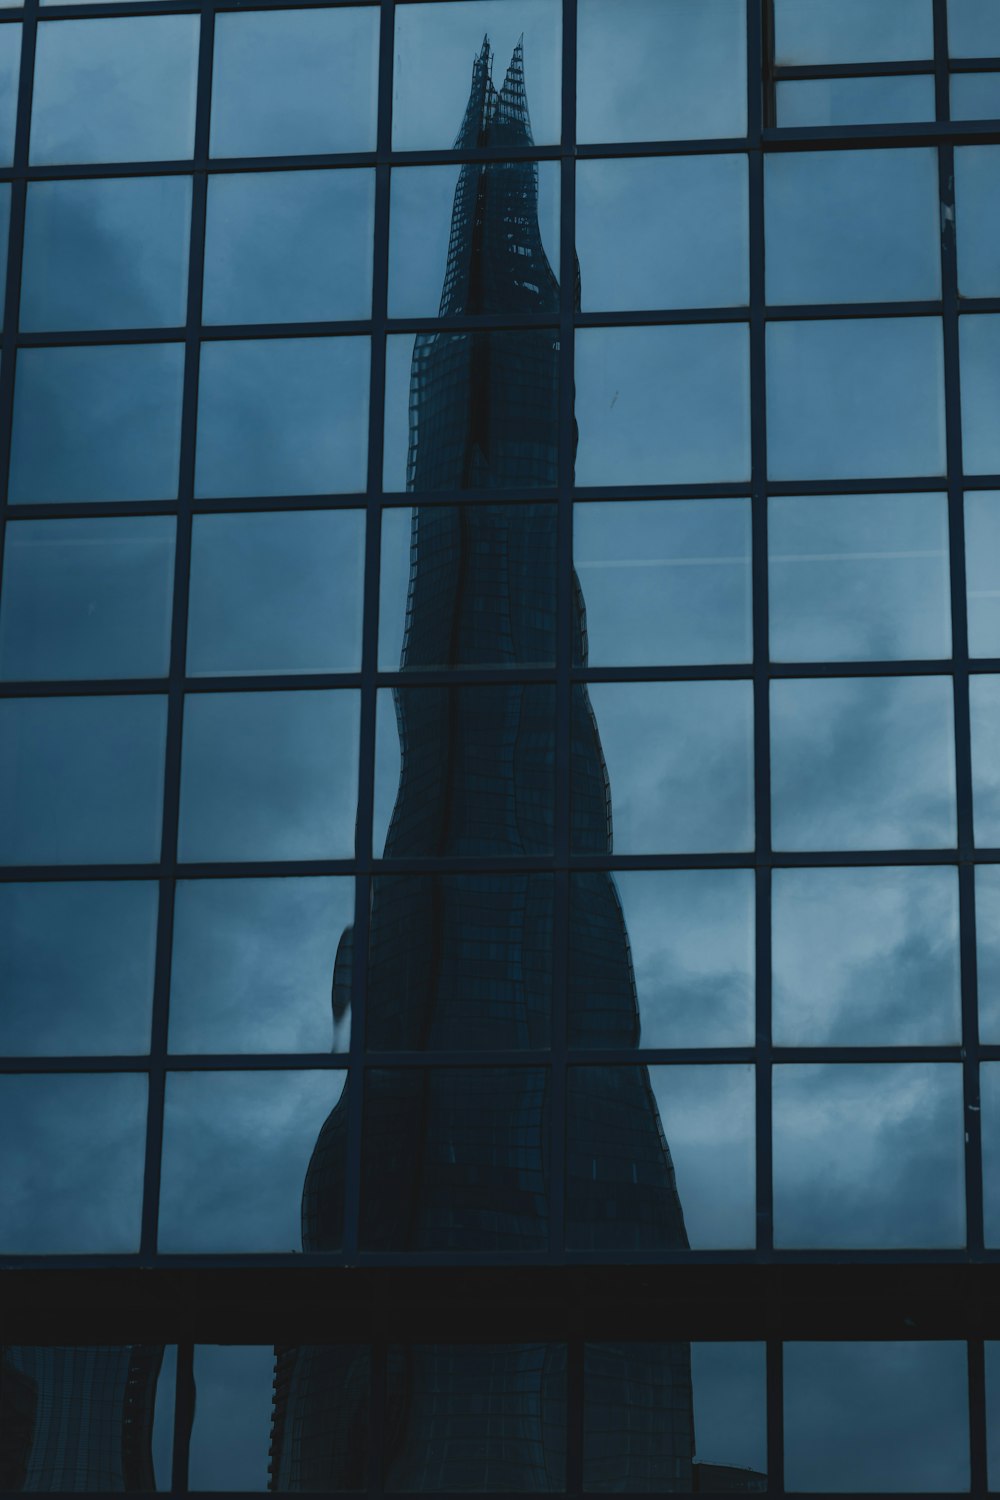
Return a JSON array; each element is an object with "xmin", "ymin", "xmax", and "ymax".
[
  {"xmin": 952, "ymin": 72, "xmax": 1000, "ymax": 119},
  {"xmin": 956, "ymin": 147, "xmax": 1000, "ymax": 298},
  {"xmin": 977, "ymin": 867, "xmax": 1000, "ymax": 1042},
  {"xmin": 773, "ymin": 0, "xmax": 933, "ymax": 64},
  {"xmin": 650, "ymin": 1064, "xmax": 756, "ymax": 1249},
  {"xmin": 972, "ymin": 675, "xmax": 1000, "ymax": 847},
  {"xmin": 981, "ymin": 1062, "xmax": 1000, "ymax": 1246},
  {"xmin": 0, "ymin": 27, "xmax": 19, "ymax": 167},
  {"xmin": 773, "ymin": 1063, "xmax": 966, "ymax": 1248},
  {"xmin": 965, "ymin": 494, "xmax": 1000, "ymax": 658},
  {"xmin": 189, "ymin": 1346, "xmax": 274, "ymax": 1491},
  {"xmin": 949, "ymin": 0, "xmax": 1000, "ymax": 56},
  {"xmin": 776, "ymin": 75, "xmax": 935, "ymax": 127}
]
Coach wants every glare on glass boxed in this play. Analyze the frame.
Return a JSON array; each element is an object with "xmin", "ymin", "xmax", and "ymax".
[
  {"xmin": 210, "ymin": 8, "xmax": 378, "ymax": 158},
  {"xmin": 178, "ymin": 690, "xmax": 359, "ymax": 862},
  {"xmin": 566, "ymin": 1065, "xmax": 755, "ymax": 1250},
  {"xmin": 965, "ymin": 492, "xmax": 1000, "ymax": 654},
  {"xmin": 765, "ymin": 149, "xmax": 940, "ymax": 305},
  {"xmin": 158, "ymin": 1070, "xmax": 346, "ymax": 1252},
  {"xmin": 575, "ymin": 326, "xmax": 751, "ymax": 486},
  {"xmin": 568, "ymin": 870, "xmax": 755, "ymax": 1049},
  {"xmin": 580, "ymin": 682, "xmax": 754, "ymax": 854},
  {"xmin": 577, "ymin": 0, "xmax": 747, "ymax": 143},
  {"xmin": 0, "ymin": 517, "xmax": 175, "ymax": 681},
  {"xmin": 361, "ymin": 1068, "xmax": 549, "ymax": 1251},
  {"xmin": 773, "ymin": 1063, "xmax": 966, "ymax": 1248},
  {"xmin": 0, "ymin": 1073, "xmax": 146, "ymax": 1253},
  {"xmin": 960, "ymin": 315, "xmax": 1000, "ymax": 473},
  {"xmin": 574, "ymin": 500, "xmax": 751, "ymax": 667},
  {"xmin": 0, "ymin": 26, "xmax": 20, "ymax": 169},
  {"xmin": 169, "ymin": 877, "xmax": 354, "ymax": 1054},
  {"xmin": 189, "ymin": 1347, "xmax": 277, "ymax": 1493},
  {"xmin": 389, "ymin": 162, "xmax": 560, "ymax": 318},
  {"xmin": 0, "ymin": 695, "xmax": 166, "ymax": 865},
  {"xmin": 978, "ymin": 867, "xmax": 1000, "ymax": 1042},
  {"xmin": 392, "ymin": 1, "xmax": 561, "ymax": 150},
  {"xmin": 770, "ymin": 676, "xmax": 956, "ymax": 851},
  {"xmin": 971, "ymin": 674, "xmax": 1000, "ymax": 846},
  {"xmin": 767, "ymin": 493, "xmax": 951, "ymax": 662},
  {"xmin": 186, "ymin": 511, "xmax": 364, "ymax": 676},
  {"xmin": 194, "ymin": 337, "xmax": 370, "ymax": 498},
  {"xmin": 576, "ymin": 155, "xmax": 749, "ymax": 311},
  {"xmin": 0, "ymin": 881, "xmax": 158, "ymax": 1056},
  {"xmin": 21, "ymin": 177, "xmax": 191, "ymax": 332},
  {"xmin": 9, "ymin": 343, "xmax": 184, "ymax": 504},
  {"xmin": 783, "ymin": 1342, "xmax": 970, "ymax": 1493},
  {"xmin": 379, "ymin": 505, "xmax": 557, "ymax": 672},
  {"xmin": 203, "ymin": 170, "xmax": 374, "ymax": 325},
  {"xmin": 774, "ymin": 0, "xmax": 933, "ymax": 63},
  {"xmin": 956, "ymin": 147, "xmax": 1000, "ymax": 297},
  {"xmin": 949, "ymin": 0, "xmax": 1000, "ymax": 56},
  {"xmin": 767, "ymin": 319, "xmax": 946, "ymax": 480},
  {"xmin": 952, "ymin": 73, "xmax": 1000, "ymax": 120},
  {"xmin": 984, "ymin": 1063, "xmax": 1000, "ymax": 1245},
  {"xmin": 30, "ymin": 17, "xmax": 198, "ymax": 165},
  {"xmin": 776, "ymin": 76, "xmax": 936, "ymax": 127},
  {"xmin": 772, "ymin": 867, "xmax": 961, "ymax": 1045}
]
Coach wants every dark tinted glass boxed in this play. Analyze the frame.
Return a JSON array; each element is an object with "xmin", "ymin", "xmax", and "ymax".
[
  {"xmin": 966, "ymin": 492, "xmax": 1000, "ymax": 655},
  {"xmin": 774, "ymin": 0, "xmax": 933, "ymax": 63},
  {"xmin": 20, "ymin": 176, "xmax": 191, "ymax": 332},
  {"xmin": 960, "ymin": 315, "xmax": 1000, "ymax": 473},
  {"xmin": 361, "ymin": 1068, "xmax": 549, "ymax": 1251},
  {"xmin": 9, "ymin": 343, "xmax": 184, "ymax": 504},
  {"xmin": 952, "ymin": 73, "xmax": 1000, "ymax": 120},
  {"xmin": 210, "ymin": 8, "xmax": 378, "ymax": 157},
  {"xmin": 773, "ymin": 1063, "xmax": 966, "ymax": 1248},
  {"xmin": 169, "ymin": 877, "xmax": 355, "ymax": 1054},
  {"xmin": 0, "ymin": 183, "xmax": 10, "ymax": 320},
  {"xmin": 776, "ymin": 76, "xmax": 935, "ymax": 126},
  {"xmin": 203, "ymin": 169, "xmax": 374, "ymax": 325},
  {"xmin": 971, "ymin": 674, "xmax": 1000, "ymax": 846},
  {"xmin": 0, "ymin": 881, "xmax": 158, "ymax": 1056},
  {"xmin": 195, "ymin": 337, "xmax": 370, "ymax": 498},
  {"xmin": 186, "ymin": 511, "xmax": 364, "ymax": 676},
  {"xmin": 569, "ymin": 870, "xmax": 755, "ymax": 1049},
  {"xmin": 0, "ymin": 695, "xmax": 167, "ymax": 864},
  {"xmin": 178, "ymin": 690, "xmax": 360, "ymax": 862},
  {"xmin": 0, "ymin": 26, "xmax": 20, "ymax": 168},
  {"xmin": 949, "ymin": 0, "xmax": 1000, "ymax": 55},
  {"xmin": 30, "ymin": 16, "xmax": 198, "ymax": 165},
  {"xmin": 0, "ymin": 517, "xmax": 175, "ymax": 680},
  {"xmin": 0, "ymin": 1073, "xmax": 147, "ymax": 1252},
  {"xmin": 189, "ymin": 1346, "xmax": 276, "ymax": 1492},
  {"xmin": 158, "ymin": 1070, "xmax": 347, "ymax": 1252},
  {"xmin": 956, "ymin": 147, "xmax": 1000, "ymax": 297}
]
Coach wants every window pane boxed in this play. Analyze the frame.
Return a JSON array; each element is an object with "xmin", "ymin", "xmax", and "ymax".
[
  {"xmin": 0, "ymin": 695, "xmax": 167, "ymax": 865},
  {"xmin": 367, "ymin": 874, "xmax": 553, "ymax": 1051},
  {"xmin": 30, "ymin": 17, "xmax": 198, "ymax": 165},
  {"xmin": 949, "ymin": 0, "xmax": 1000, "ymax": 56},
  {"xmin": 770, "ymin": 677, "xmax": 957, "ymax": 851},
  {"xmin": 186, "ymin": 511, "xmax": 364, "ymax": 676},
  {"xmin": 169, "ymin": 877, "xmax": 354, "ymax": 1055},
  {"xmin": 965, "ymin": 491, "xmax": 1000, "ymax": 654},
  {"xmin": 392, "ymin": 2, "xmax": 561, "ymax": 150},
  {"xmin": 776, "ymin": 76, "xmax": 935, "ymax": 127},
  {"xmin": 772, "ymin": 867, "xmax": 961, "ymax": 1045},
  {"xmin": 978, "ymin": 867, "xmax": 1000, "ymax": 1042},
  {"xmin": 575, "ymin": 325, "xmax": 751, "ymax": 486},
  {"xmin": 378, "ymin": 505, "xmax": 557, "ymax": 672},
  {"xmin": 0, "ymin": 1073, "xmax": 146, "ymax": 1252},
  {"xmin": 971, "ymin": 673, "xmax": 1000, "ymax": 845},
  {"xmin": 210, "ymin": 9, "xmax": 378, "ymax": 158},
  {"xmin": 569, "ymin": 870, "xmax": 755, "ymax": 1049},
  {"xmin": 159, "ymin": 1070, "xmax": 346, "ymax": 1252},
  {"xmin": 361, "ymin": 1068, "xmax": 549, "ymax": 1251},
  {"xmin": 388, "ymin": 163, "xmax": 559, "ymax": 319},
  {"xmin": 774, "ymin": 0, "xmax": 933, "ymax": 63},
  {"xmin": 988, "ymin": 1342, "xmax": 1000, "ymax": 1490},
  {"xmin": 956, "ymin": 147, "xmax": 1000, "ymax": 297},
  {"xmin": 178, "ymin": 690, "xmax": 359, "ymax": 862},
  {"xmin": 783, "ymin": 1342, "xmax": 969, "ymax": 1492},
  {"xmin": 574, "ymin": 500, "xmax": 752, "ymax": 667},
  {"xmin": 189, "ymin": 1346, "xmax": 276, "ymax": 1492},
  {"xmin": 374, "ymin": 686, "xmax": 555, "ymax": 858},
  {"xmin": 765, "ymin": 149, "xmax": 940, "ymax": 305},
  {"xmin": 10, "ymin": 343, "xmax": 184, "ymax": 505},
  {"xmin": 0, "ymin": 881, "xmax": 158, "ymax": 1056},
  {"xmin": 767, "ymin": 318, "xmax": 945, "ymax": 480},
  {"xmin": 577, "ymin": 155, "xmax": 749, "ymax": 312},
  {"xmin": 773, "ymin": 1063, "xmax": 966, "ymax": 1248},
  {"xmin": 0, "ymin": 26, "xmax": 20, "ymax": 168},
  {"xmin": 0, "ymin": 183, "xmax": 9, "ymax": 323},
  {"xmin": 578, "ymin": 682, "xmax": 754, "ymax": 854},
  {"xmin": 567, "ymin": 1065, "xmax": 756, "ymax": 1250},
  {"xmin": 383, "ymin": 332, "xmax": 559, "ymax": 493},
  {"xmin": 203, "ymin": 169, "xmax": 373, "ymax": 325},
  {"xmin": 951, "ymin": 72, "xmax": 1000, "ymax": 119},
  {"xmin": 21, "ymin": 177, "xmax": 191, "ymax": 332},
  {"xmin": 983, "ymin": 1062, "xmax": 1000, "ymax": 1244},
  {"xmin": 0, "ymin": 517, "xmax": 175, "ymax": 681},
  {"xmin": 195, "ymin": 337, "xmax": 369, "ymax": 499},
  {"xmin": 578, "ymin": 0, "xmax": 747, "ymax": 143},
  {"xmin": 384, "ymin": 1344, "xmax": 565, "ymax": 1493},
  {"xmin": 960, "ymin": 315, "xmax": 1000, "ymax": 473},
  {"xmin": 767, "ymin": 493, "xmax": 951, "ymax": 662}
]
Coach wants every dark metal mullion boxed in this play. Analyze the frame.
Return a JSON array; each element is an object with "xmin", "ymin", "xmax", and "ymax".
[
  {"xmin": 0, "ymin": 4, "xmax": 36, "ymax": 579},
  {"xmin": 934, "ymin": 0, "xmax": 952, "ymax": 123},
  {"xmin": 170, "ymin": 1342, "xmax": 195, "ymax": 1495}
]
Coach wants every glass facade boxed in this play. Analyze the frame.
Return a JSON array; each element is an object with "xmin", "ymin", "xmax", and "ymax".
[{"xmin": 2, "ymin": 0, "xmax": 1000, "ymax": 1492}]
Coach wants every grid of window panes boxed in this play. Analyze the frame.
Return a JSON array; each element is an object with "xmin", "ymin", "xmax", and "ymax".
[{"xmin": 1, "ymin": 0, "xmax": 999, "ymax": 1286}]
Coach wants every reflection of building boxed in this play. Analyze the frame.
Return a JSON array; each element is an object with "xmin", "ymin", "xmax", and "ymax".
[
  {"xmin": 270, "ymin": 36, "xmax": 698, "ymax": 1492},
  {"xmin": 0, "ymin": 1346, "xmax": 162, "ymax": 1492}
]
